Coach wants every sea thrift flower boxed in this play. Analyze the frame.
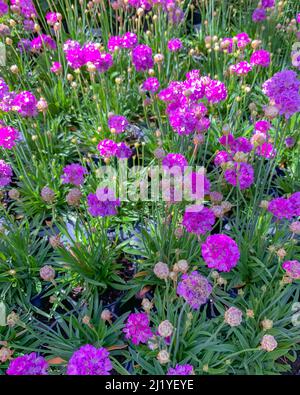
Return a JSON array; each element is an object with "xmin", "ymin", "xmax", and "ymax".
[
  {"xmin": 168, "ymin": 38, "xmax": 182, "ymax": 52},
  {"xmin": 214, "ymin": 151, "xmax": 232, "ymax": 167},
  {"xmin": 132, "ymin": 44, "xmax": 154, "ymax": 72},
  {"xmin": 0, "ymin": 78, "xmax": 9, "ymax": 100},
  {"xmin": 252, "ymin": 8, "xmax": 266, "ymax": 22},
  {"xmin": 236, "ymin": 32, "xmax": 251, "ymax": 49},
  {"xmin": 123, "ymin": 313, "xmax": 152, "ymax": 345},
  {"xmin": 18, "ymin": 39, "xmax": 31, "ymax": 53},
  {"xmin": 224, "ymin": 307, "xmax": 243, "ymax": 327},
  {"xmin": 66, "ymin": 188, "xmax": 82, "ymax": 206},
  {"xmin": 153, "ymin": 262, "xmax": 169, "ymax": 279},
  {"xmin": 182, "ymin": 206, "xmax": 216, "ymax": 235},
  {"xmin": 61, "ymin": 164, "xmax": 88, "ymax": 186},
  {"xmin": 107, "ymin": 36, "xmax": 123, "ymax": 52},
  {"xmin": 204, "ymin": 79, "xmax": 228, "ymax": 103},
  {"xmin": 30, "ymin": 35, "xmax": 57, "ymax": 52},
  {"xmin": 261, "ymin": 0, "xmax": 275, "ymax": 8},
  {"xmin": 157, "ymin": 350, "xmax": 170, "ymax": 364},
  {"xmin": 121, "ymin": 32, "xmax": 138, "ymax": 49},
  {"xmin": 7, "ymin": 353, "xmax": 48, "ymax": 375},
  {"xmin": 290, "ymin": 221, "xmax": 300, "ymax": 235},
  {"xmin": 116, "ymin": 142, "xmax": 133, "ymax": 159},
  {"xmin": 220, "ymin": 37, "xmax": 234, "ymax": 53},
  {"xmin": 36, "ymin": 97, "xmax": 48, "ymax": 114},
  {"xmin": 282, "ymin": 260, "xmax": 300, "ymax": 280},
  {"xmin": 97, "ymin": 139, "xmax": 118, "ymax": 158},
  {"xmin": 224, "ymin": 162, "xmax": 254, "ymax": 190},
  {"xmin": 50, "ymin": 62, "xmax": 62, "ymax": 74},
  {"xmin": 230, "ymin": 61, "xmax": 252, "ymax": 76},
  {"xmin": 201, "ymin": 234, "xmax": 240, "ymax": 272},
  {"xmin": 87, "ymin": 188, "xmax": 120, "ymax": 217},
  {"xmin": 142, "ymin": 77, "xmax": 160, "ymax": 93},
  {"xmin": 254, "ymin": 120, "xmax": 271, "ymax": 134},
  {"xmin": 0, "ymin": 347, "xmax": 13, "ymax": 363},
  {"xmin": 256, "ymin": 142, "xmax": 276, "ymax": 159},
  {"xmin": 0, "ymin": 1, "xmax": 8, "ymax": 16},
  {"xmin": 267, "ymin": 197, "xmax": 294, "ymax": 219},
  {"xmin": 167, "ymin": 364, "xmax": 194, "ymax": 375},
  {"xmin": 158, "ymin": 320, "xmax": 173, "ymax": 338},
  {"xmin": 40, "ymin": 265, "xmax": 55, "ymax": 281},
  {"xmin": 0, "ymin": 160, "xmax": 13, "ymax": 187},
  {"xmin": 12, "ymin": 91, "xmax": 37, "ymax": 117},
  {"xmin": 41, "ymin": 187, "xmax": 55, "ymax": 203},
  {"xmin": 46, "ymin": 12, "xmax": 61, "ymax": 26},
  {"xmin": 260, "ymin": 335, "xmax": 277, "ymax": 352},
  {"xmin": 250, "ymin": 50, "xmax": 271, "ymax": 67},
  {"xmin": 162, "ymin": 153, "xmax": 188, "ymax": 171},
  {"xmin": 67, "ymin": 345, "xmax": 112, "ymax": 375},
  {"xmin": 23, "ymin": 19, "xmax": 34, "ymax": 32},
  {"xmin": 11, "ymin": 0, "xmax": 37, "ymax": 18},
  {"xmin": 285, "ymin": 137, "xmax": 295, "ymax": 148},
  {"xmin": 289, "ymin": 192, "xmax": 300, "ymax": 216},
  {"xmin": 262, "ymin": 70, "xmax": 300, "ymax": 119},
  {"xmin": 177, "ymin": 271, "xmax": 212, "ymax": 309},
  {"xmin": 63, "ymin": 40, "xmax": 85, "ymax": 69},
  {"xmin": 0, "ymin": 126, "xmax": 19, "ymax": 149},
  {"xmin": 108, "ymin": 115, "xmax": 128, "ymax": 134}
]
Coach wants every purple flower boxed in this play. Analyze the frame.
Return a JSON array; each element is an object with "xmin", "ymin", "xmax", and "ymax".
[
  {"xmin": 0, "ymin": 160, "xmax": 13, "ymax": 187},
  {"xmin": 30, "ymin": 34, "xmax": 57, "ymax": 52},
  {"xmin": 0, "ymin": 125, "xmax": 19, "ymax": 149},
  {"xmin": 252, "ymin": 8, "xmax": 266, "ymax": 22},
  {"xmin": 162, "ymin": 153, "xmax": 188, "ymax": 170},
  {"xmin": 183, "ymin": 206, "xmax": 216, "ymax": 235},
  {"xmin": 121, "ymin": 32, "xmax": 138, "ymax": 49},
  {"xmin": 285, "ymin": 137, "xmax": 295, "ymax": 148},
  {"xmin": 230, "ymin": 61, "xmax": 252, "ymax": 76},
  {"xmin": 168, "ymin": 38, "xmax": 182, "ymax": 52},
  {"xmin": 63, "ymin": 40, "xmax": 85, "ymax": 69},
  {"xmin": 177, "ymin": 271, "xmax": 212, "ymax": 309},
  {"xmin": 254, "ymin": 120, "xmax": 271, "ymax": 134},
  {"xmin": 50, "ymin": 61, "xmax": 62, "ymax": 74},
  {"xmin": 87, "ymin": 188, "xmax": 120, "ymax": 217},
  {"xmin": 83, "ymin": 43, "xmax": 113, "ymax": 72},
  {"xmin": 116, "ymin": 142, "xmax": 133, "ymax": 159},
  {"xmin": 7, "ymin": 353, "xmax": 48, "ymax": 375},
  {"xmin": 23, "ymin": 19, "xmax": 35, "ymax": 32},
  {"xmin": 0, "ymin": 78, "xmax": 9, "ymax": 101},
  {"xmin": 0, "ymin": 1, "xmax": 8, "ymax": 16},
  {"xmin": 236, "ymin": 32, "xmax": 251, "ymax": 49},
  {"xmin": 18, "ymin": 38, "xmax": 31, "ymax": 53},
  {"xmin": 12, "ymin": 91, "xmax": 37, "ymax": 117},
  {"xmin": 220, "ymin": 37, "xmax": 234, "ymax": 53},
  {"xmin": 67, "ymin": 345, "xmax": 112, "ymax": 375},
  {"xmin": 108, "ymin": 115, "xmax": 128, "ymax": 134},
  {"xmin": 289, "ymin": 192, "xmax": 300, "ymax": 217},
  {"xmin": 224, "ymin": 162, "xmax": 254, "ymax": 190},
  {"xmin": 46, "ymin": 12, "xmax": 61, "ymax": 26},
  {"xmin": 250, "ymin": 50, "xmax": 271, "ymax": 67},
  {"xmin": 214, "ymin": 151, "xmax": 232, "ymax": 167},
  {"xmin": 61, "ymin": 164, "xmax": 87, "ymax": 186},
  {"xmin": 123, "ymin": 313, "xmax": 152, "ymax": 345},
  {"xmin": 97, "ymin": 139, "xmax": 118, "ymax": 158},
  {"xmin": 107, "ymin": 36, "xmax": 123, "ymax": 52},
  {"xmin": 142, "ymin": 77, "xmax": 160, "ymax": 93},
  {"xmin": 201, "ymin": 234, "xmax": 240, "ymax": 272},
  {"xmin": 204, "ymin": 79, "xmax": 227, "ymax": 103},
  {"xmin": 167, "ymin": 364, "xmax": 194, "ymax": 375},
  {"xmin": 11, "ymin": 0, "xmax": 37, "ymax": 18},
  {"xmin": 231, "ymin": 137, "xmax": 253, "ymax": 154},
  {"xmin": 282, "ymin": 260, "xmax": 300, "ymax": 280},
  {"xmin": 267, "ymin": 197, "xmax": 294, "ymax": 219},
  {"xmin": 132, "ymin": 44, "xmax": 154, "ymax": 72},
  {"xmin": 261, "ymin": 0, "xmax": 275, "ymax": 8},
  {"xmin": 256, "ymin": 142, "xmax": 276, "ymax": 159}
]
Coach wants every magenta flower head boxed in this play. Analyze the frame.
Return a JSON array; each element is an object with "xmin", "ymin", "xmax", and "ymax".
[
  {"xmin": 183, "ymin": 206, "xmax": 216, "ymax": 235},
  {"xmin": 97, "ymin": 139, "xmax": 118, "ymax": 158},
  {"xmin": 167, "ymin": 364, "xmax": 194, "ymax": 375},
  {"xmin": 252, "ymin": 8, "xmax": 266, "ymax": 22},
  {"xmin": 177, "ymin": 271, "xmax": 212, "ymax": 309},
  {"xmin": 236, "ymin": 32, "xmax": 251, "ymax": 49},
  {"xmin": 0, "ymin": 160, "xmax": 13, "ymax": 187},
  {"xmin": 250, "ymin": 50, "xmax": 271, "ymax": 67},
  {"xmin": 87, "ymin": 188, "xmax": 120, "ymax": 217},
  {"xmin": 256, "ymin": 142, "xmax": 276, "ymax": 159},
  {"xmin": 214, "ymin": 151, "xmax": 232, "ymax": 167},
  {"xmin": 282, "ymin": 260, "xmax": 300, "ymax": 280},
  {"xmin": 267, "ymin": 197, "xmax": 294, "ymax": 220},
  {"xmin": 142, "ymin": 77, "xmax": 160, "ymax": 93},
  {"xmin": 123, "ymin": 312, "xmax": 152, "ymax": 345},
  {"xmin": 254, "ymin": 120, "xmax": 271, "ymax": 134},
  {"xmin": 108, "ymin": 114, "xmax": 128, "ymax": 134},
  {"xmin": 289, "ymin": 192, "xmax": 300, "ymax": 216},
  {"xmin": 121, "ymin": 32, "xmax": 138, "ymax": 49},
  {"xmin": 201, "ymin": 234, "xmax": 240, "ymax": 272},
  {"xmin": 63, "ymin": 40, "xmax": 85, "ymax": 69},
  {"xmin": 230, "ymin": 61, "xmax": 252, "ymax": 76},
  {"xmin": 50, "ymin": 61, "xmax": 62, "ymax": 74},
  {"xmin": 297, "ymin": 13, "xmax": 300, "ymax": 24},
  {"xmin": 11, "ymin": 0, "xmax": 37, "ymax": 18},
  {"xmin": 61, "ymin": 163, "xmax": 87, "ymax": 186},
  {"xmin": 162, "ymin": 153, "xmax": 188, "ymax": 171},
  {"xmin": 262, "ymin": 70, "xmax": 300, "ymax": 119},
  {"xmin": 204, "ymin": 79, "xmax": 227, "ymax": 103},
  {"xmin": 132, "ymin": 44, "xmax": 154, "ymax": 72},
  {"xmin": 107, "ymin": 36, "xmax": 123, "ymax": 52},
  {"xmin": 0, "ymin": 78, "xmax": 9, "ymax": 101},
  {"xmin": 7, "ymin": 353, "xmax": 48, "ymax": 375},
  {"xmin": 261, "ymin": 0, "xmax": 275, "ymax": 8},
  {"xmin": 30, "ymin": 34, "xmax": 57, "ymax": 52},
  {"xmin": 12, "ymin": 91, "xmax": 37, "ymax": 117},
  {"xmin": 220, "ymin": 37, "xmax": 234, "ymax": 53},
  {"xmin": 224, "ymin": 162, "xmax": 255, "ymax": 190},
  {"xmin": 168, "ymin": 38, "xmax": 183, "ymax": 52},
  {"xmin": 116, "ymin": 142, "xmax": 133, "ymax": 159},
  {"xmin": 46, "ymin": 12, "xmax": 61, "ymax": 25},
  {"xmin": 0, "ymin": 1, "xmax": 8, "ymax": 16},
  {"xmin": 0, "ymin": 125, "xmax": 19, "ymax": 149},
  {"xmin": 67, "ymin": 345, "xmax": 112, "ymax": 375},
  {"xmin": 83, "ymin": 43, "xmax": 113, "ymax": 72}
]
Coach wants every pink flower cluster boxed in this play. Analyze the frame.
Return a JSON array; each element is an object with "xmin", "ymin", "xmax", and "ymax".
[
  {"xmin": 0, "ymin": 125, "xmax": 19, "ymax": 149},
  {"xmin": 132, "ymin": 44, "xmax": 154, "ymax": 72},
  {"xmin": 201, "ymin": 234, "xmax": 240, "ymax": 272},
  {"xmin": 108, "ymin": 115, "xmax": 129, "ymax": 134},
  {"xmin": 183, "ymin": 206, "xmax": 216, "ymax": 235},
  {"xmin": 177, "ymin": 271, "xmax": 212, "ymax": 309},
  {"xmin": 230, "ymin": 61, "xmax": 252, "ymax": 76},
  {"xmin": 167, "ymin": 364, "xmax": 194, "ymax": 375},
  {"xmin": 262, "ymin": 70, "xmax": 300, "ymax": 119},
  {"xmin": 7, "ymin": 353, "xmax": 48, "ymax": 375},
  {"xmin": 167, "ymin": 38, "xmax": 183, "ymax": 52},
  {"xmin": 67, "ymin": 345, "xmax": 112, "ymax": 375},
  {"xmin": 250, "ymin": 50, "xmax": 271, "ymax": 67},
  {"xmin": 30, "ymin": 34, "xmax": 57, "ymax": 52},
  {"xmin": 63, "ymin": 41, "xmax": 113, "ymax": 72},
  {"xmin": 252, "ymin": 8, "xmax": 266, "ymax": 22},
  {"xmin": 87, "ymin": 188, "xmax": 120, "ymax": 217},
  {"xmin": 123, "ymin": 312, "xmax": 152, "ymax": 345},
  {"xmin": 0, "ymin": 1, "xmax": 8, "ymax": 16},
  {"xmin": 0, "ymin": 78, "xmax": 8, "ymax": 100},
  {"xmin": 142, "ymin": 77, "xmax": 160, "ymax": 93},
  {"xmin": 267, "ymin": 193, "xmax": 300, "ymax": 219},
  {"xmin": 162, "ymin": 153, "xmax": 188, "ymax": 170},
  {"xmin": 282, "ymin": 260, "xmax": 300, "ymax": 280},
  {"xmin": 46, "ymin": 12, "xmax": 62, "ymax": 26},
  {"xmin": 61, "ymin": 164, "xmax": 88, "ymax": 186},
  {"xmin": 11, "ymin": 0, "xmax": 37, "ymax": 18},
  {"xmin": 108, "ymin": 32, "xmax": 138, "ymax": 51},
  {"xmin": 97, "ymin": 139, "xmax": 132, "ymax": 159},
  {"xmin": 224, "ymin": 162, "xmax": 255, "ymax": 190},
  {"xmin": 0, "ymin": 160, "xmax": 13, "ymax": 187},
  {"xmin": 12, "ymin": 91, "xmax": 38, "ymax": 117}
]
